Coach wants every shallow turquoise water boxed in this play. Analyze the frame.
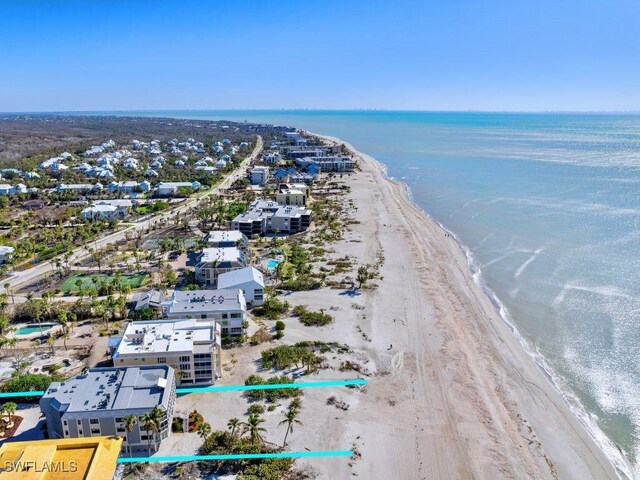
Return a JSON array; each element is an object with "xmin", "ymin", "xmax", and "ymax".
[
  {"xmin": 266, "ymin": 259, "xmax": 280, "ymax": 270},
  {"xmin": 16, "ymin": 324, "xmax": 53, "ymax": 335},
  {"xmin": 96, "ymin": 110, "xmax": 640, "ymax": 476}
]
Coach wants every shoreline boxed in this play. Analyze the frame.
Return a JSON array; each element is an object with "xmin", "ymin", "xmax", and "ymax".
[{"xmin": 310, "ymin": 131, "xmax": 626, "ymax": 479}]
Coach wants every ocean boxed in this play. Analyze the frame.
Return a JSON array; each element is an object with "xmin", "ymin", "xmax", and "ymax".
[{"xmin": 108, "ymin": 110, "xmax": 640, "ymax": 477}]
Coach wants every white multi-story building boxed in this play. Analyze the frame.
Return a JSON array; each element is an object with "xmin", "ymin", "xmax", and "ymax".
[
  {"xmin": 163, "ymin": 289, "xmax": 247, "ymax": 336},
  {"xmin": 205, "ymin": 230, "xmax": 248, "ymax": 249},
  {"xmin": 250, "ymin": 166, "xmax": 269, "ymax": 185},
  {"xmin": 111, "ymin": 319, "xmax": 222, "ymax": 385},
  {"xmin": 195, "ymin": 247, "xmax": 247, "ymax": 285}
]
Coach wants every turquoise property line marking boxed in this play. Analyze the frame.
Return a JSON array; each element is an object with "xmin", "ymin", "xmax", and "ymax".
[
  {"xmin": 0, "ymin": 379, "xmax": 368, "ymax": 398},
  {"xmin": 176, "ymin": 378, "xmax": 368, "ymax": 394},
  {"xmin": 117, "ymin": 450, "xmax": 353, "ymax": 463},
  {"xmin": 0, "ymin": 390, "xmax": 45, "ymax": 398}
]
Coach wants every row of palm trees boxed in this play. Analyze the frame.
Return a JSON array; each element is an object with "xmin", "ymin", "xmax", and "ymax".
[
  {"xmin": 116, "ymin": 404, "xmax": 303, "ymax": 459},
  {"xmin": 197, "ymin": 404, "xmax": 303, "ymax": 450}
]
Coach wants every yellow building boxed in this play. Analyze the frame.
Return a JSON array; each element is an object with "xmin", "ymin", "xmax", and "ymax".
[{"xmin": 0, "ymin": 436, "xmax": 122, "ymax": 480}]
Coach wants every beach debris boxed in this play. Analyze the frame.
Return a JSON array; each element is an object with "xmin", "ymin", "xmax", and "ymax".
[{"xmin": 327, "ymin": 395, "xmax": 350, "ymax": 411}]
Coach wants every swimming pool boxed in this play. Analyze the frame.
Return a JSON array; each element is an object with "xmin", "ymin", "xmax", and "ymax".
[
  {"xmin": 266, "ymin": 259, "xmax": 280, "ymax": 270},
  {"xmin": 16, "ymin": 324, "xmax": 54, "ymax": 336}
]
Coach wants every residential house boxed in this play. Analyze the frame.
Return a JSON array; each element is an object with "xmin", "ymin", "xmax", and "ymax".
[
  {"xmin": 81, "ymin": 203, "xmax": 129, "ymax": 221},
  {"xmin": 56, "ymin": 183, "xmax": 101, "ymax": 194},
  {"xmin": 156, "ymin": 181, "xmax": 201, "ymax": 196},
  {"xmin": 108, "ymin": 181, "xmax": 141, "ymax": 195},
  {"xmin": 0, "ymin": 246, "xmax": 14, "ymax": 265},
  {"xmin": 134, "ymin": 289, "xmax": 165, "ymax": 312},
  {"xmin": 0, "ymin": 184, "xmax": 27, "ymax": 195}
]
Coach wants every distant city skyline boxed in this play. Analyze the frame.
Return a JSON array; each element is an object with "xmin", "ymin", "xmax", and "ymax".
[{"xmin": 1, "ymin": 0, "xmax": 639, "ymax": 112}]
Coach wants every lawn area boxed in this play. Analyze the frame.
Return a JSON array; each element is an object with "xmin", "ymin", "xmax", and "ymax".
[{"xmin": 60, "ymin": 273, "xmax": 149, "ymax": 292}]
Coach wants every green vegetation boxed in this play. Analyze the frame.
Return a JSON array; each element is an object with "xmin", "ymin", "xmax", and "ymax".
[
  {"xmin": 60, "ymin": 273, "xmax": 148, "ymax": 293},
  {"xmin": 260, "ymin": 344, "xmax": 324, "ymax": 372},
  {"xmin": 244, "ymin": 375, "xmax": 301, "ymax": 402},
  {"xmin": 200, "ymin": 429, "xmax": 299, "ymax": 480},
  {"xmin": 247, "ymin": 403, "xmax": 265, "ymax": 415},
  {"xmin": 134, "ymin": 200, "xmax": 168, "ymax": 215},
  {"xmin": 253, "ymin": 297, "xmax": 289, "ymax": 320},
  {"xmin": 1, "ymin": 373, "xmax": 63, "ymax": 400},
  {"xmin": 291, "ymin": 305, "xmax": 333, "ymax": 327}
]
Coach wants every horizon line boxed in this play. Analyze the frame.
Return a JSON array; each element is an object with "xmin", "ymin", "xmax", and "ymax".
[{"xmin": 2, "ymin": 108, "xmax": 640, "ymax": 115}]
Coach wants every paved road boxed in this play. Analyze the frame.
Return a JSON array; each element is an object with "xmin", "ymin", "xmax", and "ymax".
[{"xmin": 1, "ymin": 136, "xmax": 262, "ymax": 293}]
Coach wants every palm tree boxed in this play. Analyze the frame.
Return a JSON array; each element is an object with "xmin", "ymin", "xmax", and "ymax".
[
  {"xmin": 227, "ymin": 417, "xmax": 240, "ymax": 437},
  {"xmin": 46, "ymin": 335, "xmax": 55, "ymax": 355},
  {"xmin": 0, "ymin": 314, "xmax": 10, "ymax": 336},
  {"xmin": 122, "ymin": 414, "xmax": 138, "ymax": 457},
  {"xmin": 241, "ymin": 413, "xmax": 267, "ymax": 445},
  {"xmin": 197, "ymin": 421, "xmax": 211, "ymax": 440},
  {"xmin": 140, "ymin": 411, "xmax": 159, "ymax": 456},
  {"xmin": 279, "ymin": 408, "xmax": 302, "ymax": 447},
  {"xmin": 4, "ymin": 283, "xmax": 13, "ymax": 304}
]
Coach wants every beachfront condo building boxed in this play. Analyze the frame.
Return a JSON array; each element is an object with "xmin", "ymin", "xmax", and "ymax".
[
  {"xmin": 39, "ymin": 365, "xmax": 176, "ymax": 456},
  {"xmin": 205, "ymin": 230, "xmax": 249, "ymax": 249},
  {"xmin": 163, "ymin": 289, "xmax": 247, "ymax": 336},
  {"xmin": 194, "ymin": 246, "xmax": 247, "ymax": 285},
  {"xmin": 217, "ymin": 266, "xmax": 265, "ymax": 307},
  {"xmin": 110, "ymin": 319, "xmax": 222, "ymax": 385},
  {"xmin": 230, "ymin": 199, "xmax": 312, "ymax": 237},
  {"xmin": 275, "ymin": 187, "xmax": 307, "ymax": 206},
  {"xmin": 295, "ymin": 156, "xmax": 355, "ymax": 172}
]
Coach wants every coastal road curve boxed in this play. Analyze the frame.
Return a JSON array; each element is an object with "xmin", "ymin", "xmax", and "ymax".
[{"xmin": 1, "ymin": 135, "xmax": 262, "ymax": 293}]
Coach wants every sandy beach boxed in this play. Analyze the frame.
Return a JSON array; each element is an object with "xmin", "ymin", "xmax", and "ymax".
[
  {"xmin": 282, "ymin": 133, "xmax": 620, "ymax": 479},
  {"xmin": 158, "ymin": 133, "xmax": 623, "ymax": 480}
]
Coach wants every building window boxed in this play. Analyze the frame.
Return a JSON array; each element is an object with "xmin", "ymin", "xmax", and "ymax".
[
  {"xmin": 90, "ymin": 419, "xmax": 99, "ymax": 424},
  {"xmin": 179, "ymin": 356, "xmax": 190, "ymax": 363},
  {"xmin": 158, "ymin": 357, "xmax": 167, "ymax": 363}
]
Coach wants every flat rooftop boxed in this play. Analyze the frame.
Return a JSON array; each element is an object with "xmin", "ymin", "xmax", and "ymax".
[
  {"xmin": 166, "ymin": 289, "xmax": 245, "ymax": 314},
  {"xmin": 198, "ymin": 247, "xmax": 244, "ymax": 264},
  {"xmin": 206, "ymin": 230, "xmax": 246, "ymax": 244},
  {"xmin": 42, "ymin": 366, "xmax": 172, "ymax": 417},
  {"xmin": 114, "ymin": 319, "xmax": 215, "ymax": 356}
]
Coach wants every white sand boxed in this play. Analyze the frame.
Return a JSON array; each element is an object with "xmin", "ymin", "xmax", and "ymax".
[
  {"xmin": 172, "ymin": 134, "xmax": 621, "ymax": 479},
  {"xmin": 280, "ymin": 133, "xmax": 620, "ymax": 479}
]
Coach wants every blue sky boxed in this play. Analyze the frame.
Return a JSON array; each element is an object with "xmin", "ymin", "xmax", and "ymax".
[{"xmin": 0, "ymin": 0, "xmax": 639, "ymax": 112}]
